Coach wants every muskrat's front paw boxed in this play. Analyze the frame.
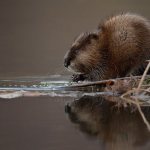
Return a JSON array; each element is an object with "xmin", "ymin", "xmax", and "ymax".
[{"xmin": 72, "ymin": 74, "xmax": 86, "ymax": 82}]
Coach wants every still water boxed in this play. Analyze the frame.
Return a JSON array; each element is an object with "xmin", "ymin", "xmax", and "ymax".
[
  {"xmin": 1, "ymin": 0, "xmax": 150, "ymax": 150},
  {"xmin": 0, "ymin": 76, "xmax": 150, "ymax": 150}
]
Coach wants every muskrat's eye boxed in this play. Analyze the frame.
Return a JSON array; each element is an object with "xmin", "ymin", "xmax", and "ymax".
[
  {"xmin": 90, "ymin": 34, "xmax": 99, "ymax": 40},
  {"xmin": 70, "ymin": 46, "xmax": 79, "ymax": 53}
]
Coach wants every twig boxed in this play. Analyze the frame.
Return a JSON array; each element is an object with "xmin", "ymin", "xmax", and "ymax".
[
  {"xmin": 136, "ymin": 61, "xmax": 150, "ymax": 93},
  {"xmin": 120, "ymin": 61, "xmax": 150, "ymax": 131},
  {"xmin": 135, "ymin": 97, "xmax": 150, "ymax": 131},
  {"xmin": 69, "ymin": 75, "xmax": 146, "ymax": 88},
  {"xmin": 135, "ymin": 61, "xmax": 150, "ymax": 131},
  {"xmin": 121, "ymin": 89, "xmax": 150, "ymax": 131}
]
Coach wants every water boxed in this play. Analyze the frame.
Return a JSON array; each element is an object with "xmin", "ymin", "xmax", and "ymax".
[
  {"xmin": 1, "ymin": 0, "xmax": 150, "ymax": 149},
  {"xmin": 0, "ymin": 76, "xmax": 115, "ymax": 99},
  {"xmin": 0, "ymin": 76, "xmax": 150, "ymax": 150},
  {"xmin": 0, "ymin": 76, "xmax": 114, "ymax": 150}
]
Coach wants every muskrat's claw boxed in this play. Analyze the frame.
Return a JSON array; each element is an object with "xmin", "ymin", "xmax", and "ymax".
[{"xmin": 72, "ymin": 74, "xmax": 86, "ymax": 82}]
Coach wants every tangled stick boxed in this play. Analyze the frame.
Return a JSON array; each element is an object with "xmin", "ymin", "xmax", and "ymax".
[{"xmin": 121, "ymin": 61, "xmax": 150, "ymax": 131}]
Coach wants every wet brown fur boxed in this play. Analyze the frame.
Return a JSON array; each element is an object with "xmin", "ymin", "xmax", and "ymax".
[{"xmin": 64, "ymin": 13, "xmax": 150, "ymax": 81}]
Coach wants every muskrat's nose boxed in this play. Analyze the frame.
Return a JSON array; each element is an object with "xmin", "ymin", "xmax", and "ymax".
[{"xmin": 64, "ymin": 58, "xmax": 70, "ymax": 68}]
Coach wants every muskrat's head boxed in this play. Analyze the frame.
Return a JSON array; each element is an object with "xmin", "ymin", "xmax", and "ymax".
[{"xmin": 64, "ymin": 31, "xmax": 102, "ymax": 74}]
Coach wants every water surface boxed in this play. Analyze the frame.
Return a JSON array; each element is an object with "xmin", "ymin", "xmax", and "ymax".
[{"xmin": 0, "ymin": 76, "xmax": 150, "ymax": 150}]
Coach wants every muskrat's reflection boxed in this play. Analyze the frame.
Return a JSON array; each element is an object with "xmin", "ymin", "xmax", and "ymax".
[{"xmin": 65, "ymin": 96, "xmax": 150, "ymax": 150}]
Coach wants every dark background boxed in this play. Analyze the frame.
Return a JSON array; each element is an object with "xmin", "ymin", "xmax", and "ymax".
[{"xmin": 0, "ymin": 0, "xmax": 150, "ymax": 77}]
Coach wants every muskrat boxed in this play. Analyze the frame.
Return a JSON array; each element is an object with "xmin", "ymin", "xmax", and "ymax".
[{"xmin": 64, "ymin": 13, "xmax": 150, "ymax": 82}]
